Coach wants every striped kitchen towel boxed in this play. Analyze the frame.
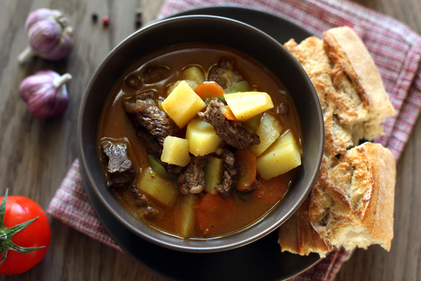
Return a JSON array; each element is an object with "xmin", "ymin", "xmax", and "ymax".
[{"xmin": 48, "ymin": 0, "xmax": 421, "ymax": 280}]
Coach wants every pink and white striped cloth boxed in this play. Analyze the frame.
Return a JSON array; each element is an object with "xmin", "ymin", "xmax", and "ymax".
[
  {"xmin": 158, "ymin": 0, "xmax": 421, "ymax": 160},
  {"xmin": 48, "ymin": 0, "xmax": 421, "ymax": 280}
]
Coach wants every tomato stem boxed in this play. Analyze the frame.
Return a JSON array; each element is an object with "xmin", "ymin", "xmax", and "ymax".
[{"xmin": 0, "ymin": 189, "xmax": 46, "ymax": 266}]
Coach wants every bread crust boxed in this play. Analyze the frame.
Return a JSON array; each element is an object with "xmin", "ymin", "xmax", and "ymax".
[
  {"xmin": 308, "ymin": 143, "xmax": 395, "ymax": 251},
  {"xmin": 278, "ymin": 159, "xmax": 332, "ymax": 257},
  {"xmin": 283, "ymin": 37, "xmax": 354, "ymax": 158},
  {"xmin": 278, "ymin": 27, "xmax": 396, "ymax": 257},
  {"xmin": 358, "ymin": 143, "xmax": 395, "ymax": 249},
  {"xmin": 323, "ymin": 27, "xmax": 395, "ymax": 141},
  {"xmin": 323, "ymin": 27, "xmax": 395, "ymax": 114}
]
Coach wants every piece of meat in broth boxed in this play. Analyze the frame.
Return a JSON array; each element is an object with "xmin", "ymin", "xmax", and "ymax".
[
  {"xmin": 125, "ymin": 91, "xmax": 175, "ymax": 146},
  {"xmin": 198, "ymin": 98, "xmax": 260, "ymax": 150},
  {"xmin": 179, "ymin": 156, "xmax": 208, "ymax": 196},
  {"xmin": 102, "ymin": 139, "xmax": 136, "ymax": 190},
  {"xmin": 208, "ymin": 59, "xmax": 244, "ymax": 90},
  {"xmin": 216, "ymin": 148, "xmax": 239, "ymax": 198}
]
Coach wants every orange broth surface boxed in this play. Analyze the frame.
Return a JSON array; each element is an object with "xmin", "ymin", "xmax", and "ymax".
[{"xmin": 97, "ymin": 43, "xmax": 302, "ymax": 239}]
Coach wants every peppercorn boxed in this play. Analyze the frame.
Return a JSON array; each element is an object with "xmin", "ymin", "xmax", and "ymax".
[
  {"xmin": 91, "ymin": 13, "xmax": 98, "ymax": 22},
  {"xmin": 102, "ymin": 16, "xmax": 110, "ymax": 26},
  {"xmin": 135, "ymin": 7, "xmax": 142, "ymax": 29},
  {"xmin": 135, "ymin": 19, "xmax": 142, "ymax": 29}
]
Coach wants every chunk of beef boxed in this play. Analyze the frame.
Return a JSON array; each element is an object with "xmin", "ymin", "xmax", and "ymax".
[
  {"xmin": 208, "ymin": 59, "xmax": 244, "ymax": 90},
  {"xmin": 131, "ymin": 187, "xmax": 160, "ymax": 220},
  {"xmin": 102, "ymin": 140, "xmax": 135, "ymax": 190},
  {"xmin": 179, "ymin": 156, "xmax": 208, "ymax": 195},
  {"xmin": 124, "ymin": 91, "xmax": 181, "ymax": 175},
  {"xmin": 198, "ymin": 99, "xmax": 260, "ymax": 149},
  {"xmin": 136, "ymin": 127, "xmax": 162, "ymax": 161},
  {"xmin": 143, "ymin": 65, "xmax": 170, "ymax": 84},
  {"xmin": 135, "ymin": 127, "xmax": 182, "ymax": 175},
  {"xmin": 125, "ymin": 91, "xmax": 175, "ymax": 146},
  {"xmin": 216, "ymin": 148, "xmax": 238, "ymax": 198}
]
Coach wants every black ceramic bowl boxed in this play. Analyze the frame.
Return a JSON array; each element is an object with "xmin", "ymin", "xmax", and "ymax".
[{"xmin": 78, "ymin": 15, "xmax": 324, "ymax": 253}]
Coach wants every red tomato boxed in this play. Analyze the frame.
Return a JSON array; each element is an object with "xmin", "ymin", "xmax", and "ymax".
[{"xmin": 0, "ymin": 192, "xmax": 51, "ymax": 275}]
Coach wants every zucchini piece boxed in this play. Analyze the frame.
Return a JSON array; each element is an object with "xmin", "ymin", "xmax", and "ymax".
[
  {"xmin": 204, "ymin": 156, "xmax": 224, "ymax": 194},
  {"xmin": 243, "ymin": 114, "xmax": 261, "ymax": 132},
  {"xmin": 226, "ymin": 81, "xmax": 250, "ymax": 93},
  {"xmin": 148, "ymin": 156, "xmax": 178, "ymax": 181}
]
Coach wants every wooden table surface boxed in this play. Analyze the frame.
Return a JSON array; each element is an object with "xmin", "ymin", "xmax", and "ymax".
[{"xmin": 0, "ymin": 0, "xmax": 420, "ymax": 280}]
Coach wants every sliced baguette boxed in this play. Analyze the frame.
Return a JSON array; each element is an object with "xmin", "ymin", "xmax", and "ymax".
[
  {"xmin": 278, "ymin": 27, "xmax": 396, "ymax": 257},
  {"xmin": 323, "ymin": 26, "xmax": 395, "ymax": 141},
  {"xmin": 309, "ymin": 142, "xmax": 395, "ymax": 252}
]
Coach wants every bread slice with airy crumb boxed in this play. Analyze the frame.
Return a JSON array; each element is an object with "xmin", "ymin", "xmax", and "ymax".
[
  {"xmin": 284, "ymin": 27, "xmax": 395, "ymax": 158},
  {"xmin": 284, "ymin": 36, "xmax": 355, "ymax": 159},
  {"xmin": 309, "ymin": 142, "xmax": 395, "ymax": 252},
  {"xmin": 279, "ymin": 143, "xmax": 395, "ymax": 257},
  {"xmin": 278, "ymin": 26, "xmax": 396, "ymax": 257},
  {"xmin": 323, "ymin": 26, "xmax": 395, "ymax": 141}
]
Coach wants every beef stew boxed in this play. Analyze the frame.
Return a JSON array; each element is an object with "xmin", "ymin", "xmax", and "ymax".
[{"xmin": 97, "ymin": 43, "xmax": 302, "ymax": 239}]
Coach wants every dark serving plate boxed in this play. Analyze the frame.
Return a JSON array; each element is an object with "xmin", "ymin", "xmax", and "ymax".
[
  {"xmin": 83, "ymin": 168, "xmax": 319, "ymax": 281},
  {"xmin": 82, "ymin": 6, "xmax": 320, "ymax": 281}
]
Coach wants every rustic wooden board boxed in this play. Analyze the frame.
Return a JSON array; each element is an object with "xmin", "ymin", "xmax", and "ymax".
[{"xmin": 0, "ymin": 0, "xmax": 419, "ymax": 280}]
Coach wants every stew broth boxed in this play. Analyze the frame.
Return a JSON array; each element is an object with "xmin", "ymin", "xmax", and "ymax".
[{"xmin": 97, "ymin": 43, "xmax": 302, "ymax": 239}]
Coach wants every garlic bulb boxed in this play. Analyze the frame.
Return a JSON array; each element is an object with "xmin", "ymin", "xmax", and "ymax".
[
  {"xmin": 18, "ymin": 8, "xmax": 73, "ymax": 63},
  {"xmin": 20, "ymin": 70, "xmax": 71, "ymax": 118}
]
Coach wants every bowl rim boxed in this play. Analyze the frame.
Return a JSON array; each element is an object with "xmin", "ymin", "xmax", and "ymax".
[{"xmin": 77, "ymin": 14, "xmax": 324, "ymax": 253}]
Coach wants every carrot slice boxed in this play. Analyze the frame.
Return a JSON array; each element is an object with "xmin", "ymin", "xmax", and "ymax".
[
  {"xmin": 194, "ymin": 193, "xmax": 235, "ymax": 237},
  {"xmin": 235, "ymin": 149, "xmax": 257, "ymax": 192},
  {"xmin": 194, "ymin": 81, "xmax": 225, "ymax": 100},
  {"xmin": 253, "ymin": 175, "xmax": 289, "ymax": 204},
  {"xmin": 223, "ymin": 105, "xmax": 238, "ymax": 121},
  {"xmin": 195, "ymin": 209, "xmax": 213, "ymax": 237}
]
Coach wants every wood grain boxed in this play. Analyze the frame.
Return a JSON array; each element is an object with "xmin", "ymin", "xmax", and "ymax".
[{"xmin": 0, "ymin": 0, "xmax": 419, "ymax": 280}]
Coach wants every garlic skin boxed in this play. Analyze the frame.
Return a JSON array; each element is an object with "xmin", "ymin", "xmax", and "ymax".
[
  {"xmin": 20, "ymin": 70, "xmax": 71, "ymax": 119},
  {"xmin": 18, "ymin": 9, "xmax": 73, "ymax": 63},
  {"xmin": 24, "ymin": 8, "xmax": 62, "ymax": 32}
]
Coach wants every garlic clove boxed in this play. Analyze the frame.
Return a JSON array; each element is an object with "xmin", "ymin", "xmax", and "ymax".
[
  {"xmin": 25, "ymin": 8, "xmax": 62, "ymax": 32},
  {"xmin": 20, "ymin": 70, "xmax": 71, "ymax": 119},
  {"xmin": 28, "ymin": 19, "xmax": 62, "ymax": 53},
  {"xmin": 18, "ymin": 8, "xmax": 73, "ymax": 63},
  {"xmin": 26, "ymin": 85, "xmax": 63, "ymax": 118},
  {"xmin": 39, "ymin": 29, "xmax": 73, "ymax": 61},
  {"xmin": 20, "ymin": 71, "xmax": 53, "ymax": 102}
]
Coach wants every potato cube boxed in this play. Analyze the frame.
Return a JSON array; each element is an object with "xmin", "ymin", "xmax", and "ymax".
[
  {"xmin": 224, "ymin": 91, "xmax": 274, "ymax": 121},
  {"xmin": 161, "ymin": 136, "xmax": 191, "ymax": 167},
  {"xmin": 162, "ymin": 81, "xmax": 206, "ymax": 128},
  {"xmin": 243, "ymin": 114, "xmax": 261, "ymax": 131},
  {"xmin": 182, "ymin": 66, "xmax": 205, "ymax": 84},
  {"xmin": 137, "ymin": 167, "xmax": 178, "ymax": 208},
  {"xmin": 204, "ymin": 156, "xmax": 224, "ymax": 194},
  {"xmin": 186, "ymin": 118, "xmax": 223, "ymax": 156},
  {"xmin": 249, "ymin": 113, "xmax": 283, "ymax": 157},
  {"xmin": 167, "ymin": 80, "xmax": 198, "ymax": 96},
  {"xmin": 256, "ymin": 130, "xmax": 301, "ymax": 180},
  {"xmin": 179, "ymin": 194, "xmax": 200, "ymax": 238}
]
